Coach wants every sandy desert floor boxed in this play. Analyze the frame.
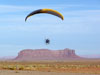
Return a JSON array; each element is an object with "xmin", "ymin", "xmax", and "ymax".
[
  {"xmin": 0, "ymin": 60, "xmax": 100, "ymax": 75},
  {"xmin": 0, "ymin": 70, "xmax": 100, "ymax": 75}
]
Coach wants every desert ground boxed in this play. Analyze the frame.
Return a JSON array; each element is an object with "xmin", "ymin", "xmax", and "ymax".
[
  {"xmin": 0, "ymin": 70, "xmax": 100, "ymax": 75},
  {"xmin": 0, "ymin": 59, "xmax": 100, "ymax": 75}
]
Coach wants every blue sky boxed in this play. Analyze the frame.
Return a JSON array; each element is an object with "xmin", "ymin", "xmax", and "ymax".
[{"xmin": 0, "ymin": 0, "xmax": 100, "ymax": 56}]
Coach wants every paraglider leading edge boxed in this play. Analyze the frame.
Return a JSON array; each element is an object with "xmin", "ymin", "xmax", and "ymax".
[{"xmin": 25, "ymin": 9, "xmax": 64, "ymax": 21}]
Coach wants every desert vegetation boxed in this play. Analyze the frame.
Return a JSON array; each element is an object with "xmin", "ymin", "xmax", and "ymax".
[{"xmin": 0, "ymin": 60, "xmax": 100, "ymax": 74}]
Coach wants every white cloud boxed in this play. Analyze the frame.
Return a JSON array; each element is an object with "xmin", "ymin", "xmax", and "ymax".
[
  {"xmin": 0, "ymin": 4, "xmax": 87, "ymax": 13},
  {"xmin": 0, "ymin": 5, "xmax": 33, "ymax": 13}
]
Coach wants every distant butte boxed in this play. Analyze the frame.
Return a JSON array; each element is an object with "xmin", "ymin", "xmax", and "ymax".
[{"xmin": 15, "ymin": 48, "xmax": 81, "ymax": 61}]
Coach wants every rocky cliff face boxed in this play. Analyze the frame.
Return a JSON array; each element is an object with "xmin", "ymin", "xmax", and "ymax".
[{"xmin": 15, "ymin": 48, "xmax": 80, "ymax": 61}]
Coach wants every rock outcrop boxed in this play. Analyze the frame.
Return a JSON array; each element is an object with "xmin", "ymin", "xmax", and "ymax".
[{"xmin": 15, "ymin": 48, "xmax": 80, "ymax": 61}]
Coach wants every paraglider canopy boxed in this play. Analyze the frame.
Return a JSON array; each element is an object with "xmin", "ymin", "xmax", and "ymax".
[
  {"xmin": 25, "ymin": 8, "xmax": 64, "ymax": 45},
  {"xmin": 25, "ymin": 8, "xmax": 64, "ymax": 21}
]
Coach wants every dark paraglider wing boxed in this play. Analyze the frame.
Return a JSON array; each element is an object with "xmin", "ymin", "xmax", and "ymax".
[{"xmin": 25, "ymin": 9, "xmax": 64, "ymax": 21}]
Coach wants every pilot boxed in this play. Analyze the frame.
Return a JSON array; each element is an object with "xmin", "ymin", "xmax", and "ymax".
[{"xmin": 45, "ymin": 39, "xmax": 50, "ymax": 45}]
